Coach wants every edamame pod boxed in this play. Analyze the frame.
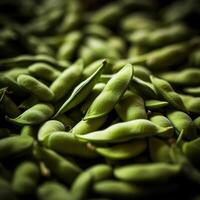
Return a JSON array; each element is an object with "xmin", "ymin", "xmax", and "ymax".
[
  {"xmin": 54, "ymin": 60, "xmax": 106, "ymax": 117},
  {"xmin": 114, "ymin": 163, "xmax": 181, "ymax": 183},
  {"xmin": 17, "ymin": 74, "xmax": 54, "ymax": 101},
  {"xmin": 77, "ymin": 119, "xmax": 173, "ymax": 143},
  {"xmin": 84, "ymin": 64, "xmax": 133, "ymax": 120},
  {"xmin": 8, "ymin": 103, "xmax": 54, "ymax": 125}
]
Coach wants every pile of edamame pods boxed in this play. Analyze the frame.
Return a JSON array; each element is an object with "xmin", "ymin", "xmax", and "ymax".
[{"xmin": 0, "ymin": 0, "xmax": 200, "ymax": 199}]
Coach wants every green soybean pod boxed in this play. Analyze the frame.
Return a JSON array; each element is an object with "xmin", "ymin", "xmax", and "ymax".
[
  {"xmin": 81, "ymin": 83, "xmax": 106, "ymax": 114},
  {"xmin": 194, "ymin": 117, "xmax": 200, "ymax": 130},
  {"xmin": 184, "ymin": 86, "xmax": 200, "ymax": 96},
  {"xmin": 37, "ymin": 181, "xmax": 71, "ymax": 200},
  {"xmin": 34, "ymin": 146, "xmax": 81, "ymax": 185},
  {"xmin": 149, "ymin": 113, "xmax": 174, "ymax": 138},
  {"xmin": 115, "ymin": 90, "xmax": 147, "ymax": 121},
  {"xmin": 86, "ymin": 164, "xmax": 113, "ymax": 182},
  {"xmin": 0, "ymin": 135, "xmax": 33, "ymax": 160},
  {"xmin": 179, "ymin": 94, "xmax": 200, "ymax": 114},
  {"xmin": 72, "ymin": 116, "xmax": 107, "ymax": 136},
  {"xmin": 146, "ymin": 43, "xmax": 188, "ymax": 70},
  {"xmin": 89, "ymin": 2, "xmax": 123, "ymax": 25},
  {"xmin": 17, "ymin": 74, "xmax": 54, "ymax": 101},
  {"xmin": 77, "ymin": 119, "xmax": 173, "ymax": 143},
  {"xmin": 114, "ymin": 163, "xmax": 181, "ymax": 183},
  {"xmin": 8, "ymin": 103, "xmax": 54, "ymax": 125},
  {"xmin": 12, "ymin": 162, "xmax": 40, "ymax": 195},
  {"xmin": 0, "ymin": 94, "xmax": 21, "ymax": 118},
  {"xmin": 0, "ymin": 178, "xmax": 16, "ymax": 200},
  {"xmin": 149, "ymin": 137, "xmax": 171, "ymax": 163},
  {"xmin": 150, "ymin": 76, "xmax": 186, "ymax": 111},
  {"xmin": 93, "ymin": 180, "xmax": 177, "ymax": 198},
  {"xmin": 20, "ymin": 125, "xmax": 38, "ymax": 137},
  {"xmin": 84, "ymin": 24, "xmax": 112, "ymax": 39},
  {"xmin": 133, "ymin": 65, "xmax": 151, "ymax": 82},
  {"xmin": 57, "ymin": 31, "xmax": 82, "ymax": 61},
  {"xmin": 83, "ymin": 59, "xmax": 110, "ymax": 78},
  {"xmin": 84, "ymin": 64, "xmax": 133, "ymax": 120},
  {"xmin": 3, "ymin": 68, "xmax": 29, "ymax": 81},
  {"xmin": 167, "ymin": 110, "xmax": 197, "ymax": 140},
  {"xmin": 160, "ymin": 68, "xmax": 200, "ymax": 86},
  {"xmin": 95, "ymin": 139, "xmax": 147, "ymax": 160},
  {"xmin": 182, "ymin": 138, "xmax": 200, "ymax": 167},
  {"xmin": 54, "ymin": 60, "xmax": 106, "ymax": 117},
  {"xmin": 28, "ymin": 62, "xmax": 61, "ymax": 82},
  {"xmin": 44, "ymin": 131, "xmax": 98, "ymax": 158},
  {"xmin": 50, "ymin": 59, "xmax": 83, "ymax": 102},
  {"xmin": 131, "ymin": 77, "xmax": 158, "ymax": 99},
  {"xmin": 38, "ymin": 120, "xmax": 65, "ymax": 143},
  {"xmin": 145, "ymin": 99, "xmax": 169, "ymax": 109},
  {"xmin": 70, "ymin": 171, "xmax": 93, "ymax": 200}
]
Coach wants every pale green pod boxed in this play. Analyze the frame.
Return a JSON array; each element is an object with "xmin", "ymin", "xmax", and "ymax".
[
  {"xmin": 86, "ymin": 164, "xmax": 113, "ymax": 182},
  {"xmin": 83, "ymin": 59, "xmax": 110, "ymax": 78},
  {"xmin": 146, "ymin": 43, "xmax": 188, "ymax": 70},
  {"xmin": 17, "ymin": 74, "xmax": 54, "ymax": 101},
  {"xmin": 20, "ymin": 125, "xmax": 38, "ymax": 137},
  {"xmin": 34, "ymin": 146, "xmax": 81, "ymax": 185},
  {"xmin": 84, "ymin": 64, "xmax": 133, "ymax": 120},
  {"xmin": 150, "ymin": 76, "xmax": 186, "ymax": 111},
  {"xmin": 70, "ymin": 171, "xmax": 93, "ymax": 200},
  {"xmin": 131, "ymin": 77, "xmax": 158, "ymax": 99},
  {"xmin": 0, "ymin": 94, "xmax": 21, "ymax": 118},
  {"xmin": 160, "ymin": 68, "xmax": 200, "ymax": 86},
  {"xmin": 54, "ymin": 60, "xmax": 106, "ymax": 117},
  {"xmin": 3, "ymin": 68, "xmax": 29, "ymax": 81},
  {"xmin": 149, "ymin": 113, "xmax": 174, "ymax": 138},
  {"xmin": 12, "ymin": 162, "xmax": 40, "ymax": 195},
  {"xmin": 132, "ymin": 24, "xmax": 191, "ymax": 47},
  {"xmin": 38, "ymin": 120, "xmax": 65, "ymax": 143},
  {"xmin": 44, "ymin": 131, "xmax": 98, "ymax": 158},
  {"xmin": 8, "ymin": 103, "xmax": 54, "ymax": 125},
  {"xmin": 93, "ymin": 180, "xmax": 177, "ymax": 198},
  {"xmin": 37, "ymin": 181, "xmax": 71, "ymax": 200},
  {"xmin": 184, "ymin": 86, "xmax": 200, "ymax": 96},
  {"xmin": 120, "ymin": 13, "xmax": 157, "ymax": 33},
  {"xmin": 114, "ymin": 163, "xmax": 181, "ymax": 183},
  {"xmin": 28, "ymin": 62, "xmax": 61, "ymax": 82},
  {"xmin": 179, "ymin": 94, "xmax": 200, "ymax": 114},
  {"xmin": 167, "ymin": 110, "xmax": 197, "ymax": 140},
  {"xmin": 182, "ymin": 138, "xmax": 200, "ymax": 167},
  {"xmin": 145, "ymin": 99, "xmax": 169, "ymax": 109},
  {"xmin": 0, "ymin": 135, "xmax": 33, "ymax": 160},
  {"xmin": 149, "ymin": 138, "xmax": 171, "ymax": 163},
  {"xmin": 194, "ymin": 117, "xmax": 200, "ymax": 130},
  {"xmin": 84, "ymin": 24, "xmax": 112, "ymax": 39},
  {"xmin": 89, "ymin": 3, "xmax": 123, "ymax": 25},
  {"xmin": 107, "ymin": 36, "xmax": 126, "ymax": 54},
  {"xmin": 77, "ymin": 119, "xmax": 173, "ymax": 143},
  {"xmin": 50, "ymin": 59, "xmax": 83, "ymax": 102},
  {"xmin": 95, "ymin": 139, "xmax": 147, "ymax": 160},
  {"xmin": 0, "ymin": 54, "xmax": 69, "ymax": 70},
  {"xmin": 57, "ymin": 31, "xmax": 82, "ymax": 61},
  {"xmin": 81, "ymin": 83, "xmax": 106, "ymax": 114},
  {"xmin": 72, "ymin": 116, "xmax": 107, "ymax": 136},
  {"xmin": 133, "ymin": 65, "xmax": 151, "ymax": 82},
  {"xmin": 115, "ymin": 90, "xmax": 147, "ymax": 121}
]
